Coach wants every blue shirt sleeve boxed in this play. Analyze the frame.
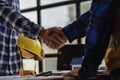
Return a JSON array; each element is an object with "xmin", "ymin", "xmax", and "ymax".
[{"xmin": 62, "ymin": 11, "xmax": 90, "ymax": 43}]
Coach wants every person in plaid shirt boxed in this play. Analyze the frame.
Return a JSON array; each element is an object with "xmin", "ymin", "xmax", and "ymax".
[{"xmin": 0, "ymin": 0, "xmax": 67, "ymax": 76}]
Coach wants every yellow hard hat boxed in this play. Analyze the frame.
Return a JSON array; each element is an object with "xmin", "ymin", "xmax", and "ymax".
[{"xmin": 17, "ymin": 36, "xmax": 42, "ymax": 59}]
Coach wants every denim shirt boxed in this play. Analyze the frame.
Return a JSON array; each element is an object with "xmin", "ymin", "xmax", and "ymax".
[{"xmin": 63, "ymin": 0, "xmax": 120, "ymax": 78}]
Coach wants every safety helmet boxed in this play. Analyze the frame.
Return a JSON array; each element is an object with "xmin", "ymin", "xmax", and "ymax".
[{"xmin": 17, "ymin": 36, "xmax": 42, "ymax": 59}]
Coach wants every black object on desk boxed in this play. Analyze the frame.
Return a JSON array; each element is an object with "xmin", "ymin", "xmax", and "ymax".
[
  {"xmin": 35, "ymin": 71, "xmax": 52, "ymax": 77},
  {"xmin": 57, "ymin": 44, "xmax": 85, "ymax": 70}
]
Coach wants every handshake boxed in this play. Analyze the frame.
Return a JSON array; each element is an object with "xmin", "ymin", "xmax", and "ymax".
[{"xmin": 39, "ymin": 27, "xmax": 67, "ymax": 49}]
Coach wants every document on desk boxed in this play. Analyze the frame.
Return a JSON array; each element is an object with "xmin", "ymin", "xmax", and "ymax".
[
  {"xmin": 51, "ymin": 70, "xmax": 70, "ymax": 75},
  {"xmin": 97, "ymin": 69, "xmax": 109, "ymax": 75},
  {"xmin": 0, "ymin": 76, "xmax": 23, "ymax": 80},
  {"xmin": 23, "ymin": 76, "xmax": 64, "ymax": 80}
]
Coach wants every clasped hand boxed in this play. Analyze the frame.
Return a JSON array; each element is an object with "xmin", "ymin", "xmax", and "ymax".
[{"xmin": 39, "ymin": 27, "xmax": 67, "ymax": 49}]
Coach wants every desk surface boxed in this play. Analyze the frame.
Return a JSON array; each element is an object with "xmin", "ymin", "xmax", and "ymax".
[
  {"xmin": 0, "ymin": 70, "xmax": 110, "ymax": 80},
  {"xmin": 0, "ymin": 75, "xmax": 110, "ymax": 80},
  {"xmin": 63, "ymin": 70, "xmax": 110, "ymax": 80},
  {"xmin": 0, "ymin": 76, "xmax": 64, "ymax": 80}
]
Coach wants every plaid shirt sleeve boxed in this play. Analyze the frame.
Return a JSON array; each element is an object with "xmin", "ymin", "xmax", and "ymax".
[
  {"xmin": 63, "ymin": 0, "xmax": 118, "ymax": 78},
  {"xmin": 0, "ymin": 0, "xmax": 44, "ymax": 75},
  {"xmin": 0, "ymin": 0, "xmax": 42, "ymax": 39}
]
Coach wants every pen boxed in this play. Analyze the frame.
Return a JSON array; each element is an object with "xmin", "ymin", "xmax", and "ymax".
[{"xmin": 35, "ymin": 71, "xmax": 52, "ymax": 77}]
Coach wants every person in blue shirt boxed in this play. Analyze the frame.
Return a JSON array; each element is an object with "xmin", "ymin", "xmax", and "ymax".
[{"xmin": 44, "ymin": 0, "xmax": 120, "ymax": 79}]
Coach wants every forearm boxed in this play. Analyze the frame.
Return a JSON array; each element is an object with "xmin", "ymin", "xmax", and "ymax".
[{"xmin": 62, "ymin": 11, "xmax": 90, "ymax": 43}]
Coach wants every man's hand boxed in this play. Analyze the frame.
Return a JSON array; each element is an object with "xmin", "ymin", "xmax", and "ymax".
[
  {"xmin": 62, "ymin": 69, "xmax": 80, "ymax": 77},
  {"xmin": 39, "ymin": 27, "xmax": 67, "ymax": 49},
  {"xmin": 62, "ymin": 69, "xmax": 82, "ymax": 80}
]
